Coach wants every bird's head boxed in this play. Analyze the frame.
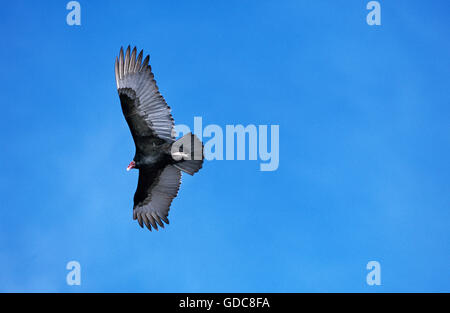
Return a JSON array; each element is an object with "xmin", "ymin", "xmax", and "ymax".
[{"xmin": 126, "ymin": 160, "xmax": 136, "ymax": 171}]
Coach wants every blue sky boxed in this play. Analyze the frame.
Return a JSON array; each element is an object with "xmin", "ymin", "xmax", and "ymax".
[{"xmin": 0, "ymin": 0, "xmax": 449, "ymax": 292}]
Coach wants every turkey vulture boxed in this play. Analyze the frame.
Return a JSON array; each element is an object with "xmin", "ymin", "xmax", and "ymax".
[{"xmin": 115, "ymin": 46, "xmax": 203, "ymax": 231}]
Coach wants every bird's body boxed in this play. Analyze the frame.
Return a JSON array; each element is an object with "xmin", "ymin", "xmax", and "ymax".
[{"xmin": 115, "ymin": 46, "xmax": 203, "ymax": 231}]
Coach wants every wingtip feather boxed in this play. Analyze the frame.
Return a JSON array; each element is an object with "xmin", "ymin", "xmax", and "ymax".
[
  {"xmin": 124, "ymin": 46, "xmax": 130, "ymax": 76},
  {"xmin": 135, "ymin": 50, "xmax": 143, "ymax": 72},
  {"xmin": 129, "ymin": 47, "xmax": 137, "ymax": 74},
  {"xmin": 119, "ymin": 47, "xmax": 124, "ymax": 80}
]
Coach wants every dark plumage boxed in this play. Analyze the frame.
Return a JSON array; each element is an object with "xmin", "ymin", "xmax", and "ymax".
[{"xmin": 115, "ymin": 46, "xmax": 203, "ymax": 231}]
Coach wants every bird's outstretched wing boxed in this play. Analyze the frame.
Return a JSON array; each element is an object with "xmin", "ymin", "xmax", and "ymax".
[
  {"xmin": 133, "ymin": 165, "xmax": 182, "ymax": 231},
  {"xmin": 115, "ymin": 46, "xmax": 175, "ymax": 153}
]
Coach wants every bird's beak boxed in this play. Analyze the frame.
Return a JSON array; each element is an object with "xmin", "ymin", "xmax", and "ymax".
[{"xmin": 126, "ymin": 161, "xmax": 135, "ymax": 171}]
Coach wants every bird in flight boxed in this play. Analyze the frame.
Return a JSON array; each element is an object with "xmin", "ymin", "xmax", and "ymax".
[{"xmin": 115, "ymin": 46, "xmax": 203, "ymax": 231}]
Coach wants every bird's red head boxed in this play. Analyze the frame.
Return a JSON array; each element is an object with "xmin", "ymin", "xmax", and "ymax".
[{"xmin": 126, "ymin": 161, "xmax": 136, "ymax": 171}]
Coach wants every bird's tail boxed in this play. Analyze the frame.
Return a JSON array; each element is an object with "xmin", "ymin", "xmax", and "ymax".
[{"xmin": 171, "ymin": 132, "xmax": 204, "ymax": 175}]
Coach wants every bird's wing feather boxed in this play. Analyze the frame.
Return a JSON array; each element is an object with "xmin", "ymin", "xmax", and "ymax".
[
  {"xmin": 133, "ymin": 165, "xmax": 182, "ymax": 231},
  {"xmin": 115, "ymin": 46, "xmax": 175, "ymax": 152}
]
